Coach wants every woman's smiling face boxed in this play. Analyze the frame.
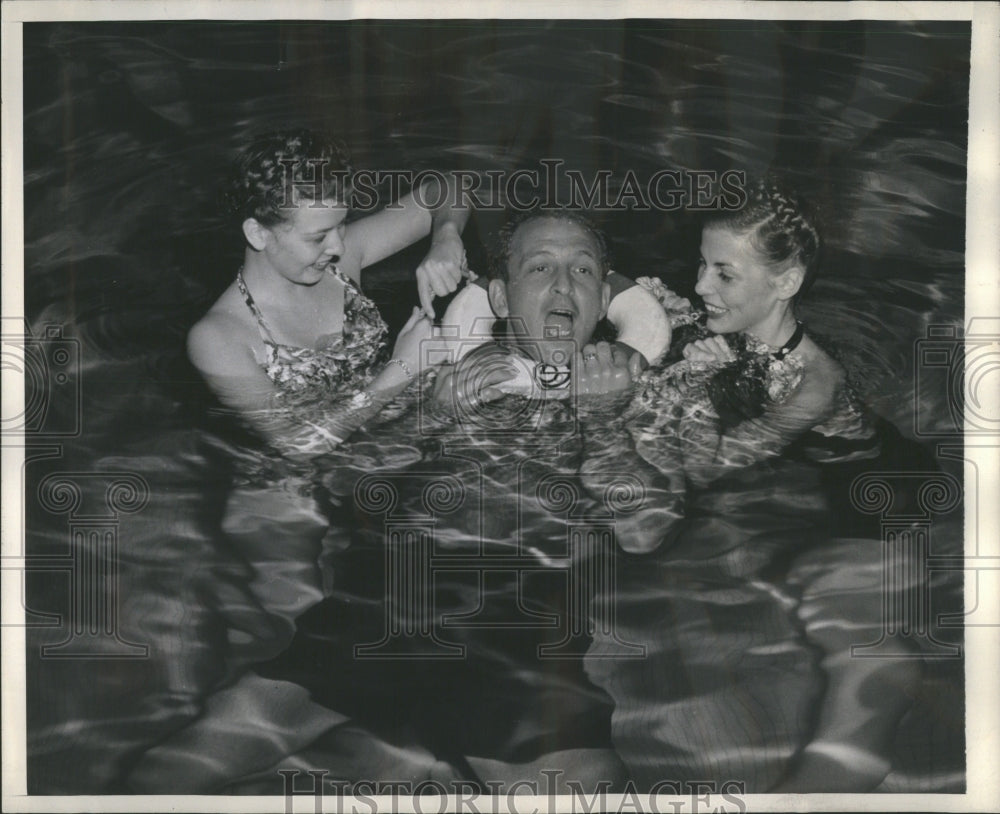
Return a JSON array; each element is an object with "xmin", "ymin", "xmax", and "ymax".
[
  {"xmin": 261, "ymin": 199, "xmax": 348, "ymax": 285},
  {"xmin": 695, "ymin": 225, "xmax": 790, "ymax": 339}
]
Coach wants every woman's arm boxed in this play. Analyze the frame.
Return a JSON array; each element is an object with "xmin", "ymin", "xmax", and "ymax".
[
  {"xmin": 686, "ymin": 375, "xmax": 832, "ymax": 481},
  {"xmin": 188, "ymin": 310, "xmax": 431, "ymax": 459},
  {"xmin": 343, "ymin": 172, "xmax": 473, "ymax": 313},
  {"xmin": 672, "ymin": 337, "xmax": 840, "ymax": 487}
]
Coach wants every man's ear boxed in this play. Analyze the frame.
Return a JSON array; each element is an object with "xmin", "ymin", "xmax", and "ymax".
[
  {"xmin": 242, "ymin": 218, "xmax": 270, "ymax": 252},
  {"xmin": 599, "ymin": 281, "xmax": 611, "ymax": 319},
  {"xmin": 774, "ymin": 264, "xmax": 804, "ymax": 302},
  {"xmin": 488, "ymin": 279, "xmax": 510, "ymax": 318}
]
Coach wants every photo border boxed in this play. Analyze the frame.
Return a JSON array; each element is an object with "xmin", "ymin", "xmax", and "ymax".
[{"xmin": 2, "ymin": 1, "xmax": 997, "ymax": 812}]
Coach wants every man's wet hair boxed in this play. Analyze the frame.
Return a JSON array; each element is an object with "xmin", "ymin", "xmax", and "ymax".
[{"xmin": 488, "ymin": 208, "xmax": 611, "ymax": 282}]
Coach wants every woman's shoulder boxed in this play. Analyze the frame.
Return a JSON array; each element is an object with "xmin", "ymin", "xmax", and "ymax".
[
  {"xmin": 799, "ymin": 335, "xmax": 846, "ymax": 386},
  {"xmin": 191, "ymin": 282, "xmax": 253, "ymax": 336},
  {"xmin": 188, "ymin": 284, "xmax": 259, "ymax": 373},
  {"xmin": 783, "ymin": 335, "xmax": 846, "ymax": 417}
]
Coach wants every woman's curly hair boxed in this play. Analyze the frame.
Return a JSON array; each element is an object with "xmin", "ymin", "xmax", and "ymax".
[
  {"xmin": 704, "ymin": 176, "xmax": 822, "ymax": 297},
  {"xmin": 224, "ymin": 129, "xmax": 353, "ymax": 227}
]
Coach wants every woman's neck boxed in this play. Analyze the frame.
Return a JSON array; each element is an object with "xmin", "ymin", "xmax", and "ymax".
[
  {"xmin": 747, "ymin": 309, "xmax": 799, "ymax": 351},
  {"xmin": 241, "ymin": 254, "xmax": 312, "ymax": 304}
]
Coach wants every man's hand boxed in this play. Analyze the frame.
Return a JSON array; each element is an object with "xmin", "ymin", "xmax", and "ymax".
[
  {"xmin": 575, "ymin": 341, "xmax": 642, "ymax": 396},
  {"xmin": 416, "ymin": 223, "xmax": 471, "ymax": 317},
  {"xmin": 682, "ymin": 335, "xmax": 735, "ymax": 364},
  {"xmin": 432, "ymin": 348, "xmax": 518, "ymax": 413}
]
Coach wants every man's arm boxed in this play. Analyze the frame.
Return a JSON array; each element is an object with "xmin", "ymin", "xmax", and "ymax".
[{"xmin": 575, "ymin": 345, "xmax": 686, "ymax": 554}]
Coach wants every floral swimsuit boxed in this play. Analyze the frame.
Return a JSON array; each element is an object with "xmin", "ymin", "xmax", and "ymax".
[{"xmin": 237, "ymin": 267, "xmax": 388, "ymax": 403}]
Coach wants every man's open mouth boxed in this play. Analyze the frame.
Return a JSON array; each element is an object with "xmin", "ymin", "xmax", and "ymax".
[{"xmin": 544, "ymin": 308, "xmax": 576, "ymax": 336}]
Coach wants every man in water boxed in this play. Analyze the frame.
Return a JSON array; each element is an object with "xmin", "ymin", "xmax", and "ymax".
[
  {"xmin": 334, "ymin": 209, "xmax": 659, "ymax": 790},
  {"xmin": 265, "ymin": 208, "xmax": 666, "ymax": 793},
  {"xmin": 433, "ymin": 208, "xmax": 649, "ymax": 412}
]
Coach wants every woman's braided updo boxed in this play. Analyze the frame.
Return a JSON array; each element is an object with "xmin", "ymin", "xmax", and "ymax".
[
  {"xmin": 224, "ymin": 129, "xmax": 353, "ymax": 228},
  {"xmin": 705, "ymin": 177, "xmax": 821, "ymax": 297}
]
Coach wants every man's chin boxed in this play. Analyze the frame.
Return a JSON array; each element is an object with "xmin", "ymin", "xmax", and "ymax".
[{"xmin": 509, "ymin": 323, "xmax": 594, "ymax": 366}]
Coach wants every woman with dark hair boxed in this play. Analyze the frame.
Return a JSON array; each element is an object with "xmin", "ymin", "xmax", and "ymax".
[
  {"xmin": 188, "ymin": 129, "xmax": 470, "ymax": 457},
  {"xmin": 140, "ymin": 132, "xmax": 475, "ymax": 764},
  {"xmin": 583, "ymin": 178, "xmax": 927, "ymax": 793}
]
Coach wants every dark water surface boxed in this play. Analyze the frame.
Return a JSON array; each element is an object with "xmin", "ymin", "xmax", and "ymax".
[{"xmin": 21, "ymin": 20, "xmax": 967, "ymax": 794}]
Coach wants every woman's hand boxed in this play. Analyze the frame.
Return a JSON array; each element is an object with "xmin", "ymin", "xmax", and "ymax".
[
  {"xmin": 391, "ymin": 307, "xmax": 436, "ymax": 374},
  {"xmin": 575, "ymin": 342, "xmax": 642, "ymax": 396},
  {"xmin": 636, "ymin": 277, "xmax": 691, "ymax": 312},
  {"xmin": 416, "ymin": 223, "xmax": 470, "ymax": 317},
  {"xmin": 682, "ymin": 335, "xmax": 735, "ymax": 364}
]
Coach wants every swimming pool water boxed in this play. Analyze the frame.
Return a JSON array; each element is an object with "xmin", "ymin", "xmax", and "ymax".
[{"xmin": 20, "ymin": 19, "xmax": 967, "ymax": 794}]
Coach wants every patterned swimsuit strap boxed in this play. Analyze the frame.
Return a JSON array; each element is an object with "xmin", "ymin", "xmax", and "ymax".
[
  {"xmin": 329, "ymin": 267, "xmax": 388, "ymax": 332},
  {"xmin": 328, "ymin": 264, "xmax": 356, "ymax": 293},
  {"xmin": 236, "ymin": 268, "xmax": 279, "ymax": 345}
]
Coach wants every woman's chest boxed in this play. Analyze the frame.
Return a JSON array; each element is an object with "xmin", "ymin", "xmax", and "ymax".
[{"xmin": 262, "ymin": 278, "xmax": 346, "ymax": 349}]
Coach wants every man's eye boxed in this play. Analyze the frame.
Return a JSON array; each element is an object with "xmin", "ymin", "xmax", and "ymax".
[
  {"xmin": 575, "ymin": 266, "xmax": 593, "ymax": 275},
  {"xmin": 532, "ymin": 264, "xmax": 549, "ymax": 273},
  {"xmin": 719, "ymin": 272, "xmax": 732, "ymax": 283}
]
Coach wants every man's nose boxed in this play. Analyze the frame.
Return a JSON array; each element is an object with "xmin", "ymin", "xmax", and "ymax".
[{"xmin": 551, "ymin": 265, "xmax": 574, "ymax": 292}]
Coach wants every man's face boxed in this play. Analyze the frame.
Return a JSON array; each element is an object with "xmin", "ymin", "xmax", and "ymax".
[{"xmin": 489, "ymin": 217, "xmax": 610, "ymax": 365}]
